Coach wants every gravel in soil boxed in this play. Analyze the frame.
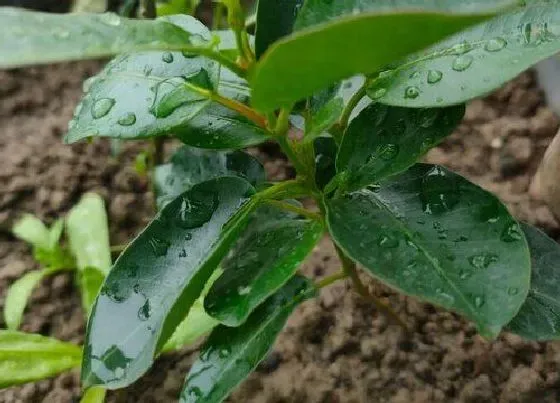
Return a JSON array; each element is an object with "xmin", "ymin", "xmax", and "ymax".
[{"xmin": 0, "ymin": 63, "xmax": 559, "ymax": 403}]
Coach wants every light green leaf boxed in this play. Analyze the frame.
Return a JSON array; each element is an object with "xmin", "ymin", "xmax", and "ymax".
[
  {"xmin": 80, "ymin": 387, "xmax": 107, "ymax": 403},
  {"xmin": 12, "ymin": 214, "xmax": 51, "ymax": 251},
  {"xmin": 4, "ymin": 270, "xmax": 46, "ymax": 330},
  {"xmin": 0, "ymin": 330, "xmax": 81, "ymax": 388},
  {"xmin": 48, "ymin": 219, "xmax": 65, "ymax": 251},
  {"xmin": 157, "ymin": 0, "xmax": 201, "ymax": 16},
  {"xmin": 180, "ymin": 276, "xmax": 316, "ymax": 403},
  {"xmin": 79, "ymin": 267, "xmax": 107, "ymax": 318},
  {"xmin": 326, "ymin": 164, "xmax": 531, "ymax": 338},
  {"xmin": 507, "ymin": 223, "xmax": 560, "ymax": 340},
  {"xmin": 369, "ymin": 3, "xmax": 560, "ymax": 107},
  {"xmin": 0, "ymin": 9, "xmax": 200, "ymax": 68},
  {"xmin": 82, "ymin": 177, "xmax": 257, "ymax": 389}
]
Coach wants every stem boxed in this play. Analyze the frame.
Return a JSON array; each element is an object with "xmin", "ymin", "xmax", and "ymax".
[
  {"xmin": 212, "ymin": 2, "xmax": 226, "ymax": 30},
  {"xmin": 335, "ymin": 245, "xmax": 409, "ymax": 331},
  {"xmin": 196, "ymin": 47, "xmax": 247, "ymax": 79},
  {"xmin": 277, "ymin": 136, "xmax": 307, "ymax": 176},
  {"xmin": 316, "ymin": 270, "xmax": 347, "ymax": 288},
  {"xmin": 110, "ymin": 245, "xmax": 127, "ymax": 253},
  {"xmin": 256, "ymin": 179, "xmax": 309, "ymax": 200},
  {"xmin": 152, "ymin": 137, "xmax": 164, "ymax": 167},
  {"xmin": 337, "ymin": 81, "xmax": 368, "ymax": 131},
  {"xmin": 264, "ymin": 199, "xmax": 322, "ymax": 222}
]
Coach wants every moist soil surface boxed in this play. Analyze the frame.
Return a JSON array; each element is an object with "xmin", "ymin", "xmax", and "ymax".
[{"xmin": 1, "ymin": 61, "xmax": 560, "ymax": 403}]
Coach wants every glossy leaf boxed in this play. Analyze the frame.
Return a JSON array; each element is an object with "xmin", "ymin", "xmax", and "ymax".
[
  {"xmin": 507, "ymin": 224, "xmax": 560, "ymax": 340},
  {"xmin": 181, "ymin": 276, "xmax": 316, "ymax": 403},
  {"xmin": 326, "ymin": 164, "xmax": 531, "ymax": 337},
  {"xmin": 250, "ymin": 9, "xmax": 499, "ymax": 111},
  {"xmin": 305, "ymin": 97, "xmax": 344, "ymax": 141},
  {"xmin": 0, "ymin": 9, "xmax": 197, "ymax": 68},
  {"xmin": 254, "ymin": 0, "xmax": 304, "ymax": 58},
  {"xmin": 314, "ymin": 136, "xmax": 338, "ymax": 190},
  {"xmin": 82, "ymin": 177, "xmax": 257, "ymax": 389},
  {"xmin": 0, "ymin": 331, "xmax": 81, "ymax": 388},
  {"xmin": 205, "ymin": 204, "xmax": 323, "ymax": 326},
  {"xmin": 80, "ymin": 387, "xmax": 107, "ymax": 403},
  {"xmin": 4, "ymin": 270, "xmax": 50, "ymax": 330},
  {"xmin": 154, "ymin": 146, "xmax": 265, "ymax": 209},
  {"xmin": 369, "ymin": 3, "xmax": 560, "ymax": 107},
  {"xmin": 337, "ymin": 103, "xmax": 464, "ymax": 191}
]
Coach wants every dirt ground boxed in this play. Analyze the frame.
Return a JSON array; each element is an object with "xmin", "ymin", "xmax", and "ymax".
[{"xmin": 1, "ymin": 57, "xmax": 560, "ymax": 403}]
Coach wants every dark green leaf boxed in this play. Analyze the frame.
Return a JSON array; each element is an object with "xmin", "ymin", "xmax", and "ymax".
[
  {"xmin": 154, "ymin": 146, "xmax": 265, "ymax": 209},
  {"xmin": 250, "ymin": 8, "xmax": 500, "ymax": 111},
  {"xmin": 254, "ymin": 0, "xmax": 304, "ymax": 58},
  {"xmin": 507, "ymin": 223, "xmax": 560, "ymax": 340},
  {"xmin": 313, "ymin": 136, "xmax": 338, "ymax": 190},
  {"xmin": 326, "ymin": 164, "xmax": 531, "ymax": 338},
  {"xmin": 0, "ymin": 330, "xmax": 81, "ymax": 388},
  {"xmin": 181, "ymin": 276, "xmax": 316, "ymax": 403},
  {"xmin": 0, "ymin": 9, "xmax": 197, "ymax": 68},
  {"xmin": 205, "ymin": 204, "xmax": 323, "ymax": 326},
  {"xmin": 369, "ymin": 3, "xmax": 560, "ymax": 107},
  {"xmin": 82, "ymin": 177, "xmax": 257, "ymax": 389},
  {"xmin": 337, "ymin": 103, "xmax": 464, "ymax": 191}
]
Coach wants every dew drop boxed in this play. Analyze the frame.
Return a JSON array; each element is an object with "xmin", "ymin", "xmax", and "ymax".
[
  {"xmin": 452, "ymin": 55, "xmax": 474, "ymax": 72},
  {"xmin": 377, "ymin": 234, "xmax": 399, "ymax": 249},
  {"xmin": 404, "ymin": 86, "xmax": 420, "ymax": 99},
  {"xmin": 162, "ymin": 52, "xmax": 174, "ymax": 63},
  {"xmin": 117, "ymin": 112, "xmax": 136, "ymax": 126},
  {"xmin": 409, "ymin": 71, "xmax": 421, "ymax": 79},
  {"xmin": 179, "ymin": 248, "xmax": 187, "ymax": 258},
  {"xmin": 377, "ymin": 143, "xmax": 399, "ymax": 161},
  {"xmin": 177, "ymin": 193, "xmax": 218, "ymax": 229},
  {"xmin": 238, "ymin": 285, "xmax": 251, "ymax": 295},
  {"xmin": 133, "ymin": 284, "xmax": 141, "ymax": 293},
  {"xmin": 421, "ymin": 166, "xmax": 460, "ymax": 214},
  {"xmin": 501, "ymin": 222, "xmax": 523, "ymax": 242},
  {"xmin": 508, "ymin": 287, "xmax": 519, "ymax": 296},
  {"xmin": 468, "ymin": 253, "xmax": 498, "ymax": 270},
  {"xmin": 138, "ymin": 299, "xmax": 151, "ymax": 321},
  {"xmin": 91, "ymin": 98, "xmax": 115, "ymax": 119},
  {"xmin": 149, "ymin": 237, "xmax": 170, "ymax": 257},
  {"xmin": 450, "ymin": 40, "xmax": 472, "ymax": 55},
  {"xmin": 186, "ymin": 386, "xmax": 202, "ymax": 399},
  {"xmin": 484, "ymin": 37, "xmax": 507, "ymax": 52},
  {"xmin": 474, "ymin": 295, "xmax": 485, "ymax": 308},
  {"xmin": 370, "ymin": 87, "xmax": 387, "ymax": 100},
  {"xmin": 185, "ymin": 233, "xmax": 193, "ymax": 241},
  {"xmin": 427, "ymin": 70, "xmax": 443, "ymax": 84},
  {"xmin": 218, "ymin": 347, "xmax": 231, "ymax": 358},
  {"xmin": 459, "ymin": 270, "xmax": 471, "ymax": 280},
  {"xmin": 418, "ymin": 109, "xmax": 439, "ymax": 128}
]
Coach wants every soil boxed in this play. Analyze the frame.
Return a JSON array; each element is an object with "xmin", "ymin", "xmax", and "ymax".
[{"xmin": 1, "ymin": 59, "xmax": 560, "ymax": 403}]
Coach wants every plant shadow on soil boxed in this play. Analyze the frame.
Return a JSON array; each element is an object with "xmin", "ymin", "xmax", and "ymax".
[{"xmin": 0, "ymin": 61, "xmax": 560, "ymax": 402}]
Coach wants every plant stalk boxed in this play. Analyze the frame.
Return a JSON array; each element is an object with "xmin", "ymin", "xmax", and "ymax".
[
  {"xmin": 316, "ymin": 270, "xmax": 347, "ymax": 288},
  {"xmin": 264, "ymin": 199, "xmax": 323, "ymax": 222}
]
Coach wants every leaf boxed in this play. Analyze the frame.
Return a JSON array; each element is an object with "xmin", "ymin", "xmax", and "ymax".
[
  {"xmin": 313, "ymin": 136, "xmax": 338, "ymax": 190},
  {"xmin": 369, "ymin": 3, "xmax": 560, "ymax": 107},
  {"xmin": 79, "ymin": 267, "xmax": 107, "ymax": 318},
  {"xmin": 336, "ymin": 103, "xmax": 464, "ymax": 191},
  {"xmin": 326, "ymin": 164, "xmax": 531, "ymax": 338},
  {"xmin": 12, "ymin": 214, "xmax": 51, "ymax": 251},
  {"xmin": 154, "ymin": 146, "xmax": 265, "ymax": 209},
  {"xmin": 157, "ymin": 0, "xmax": 200, "ymax": 16},
  {"xmin": 67, "ymin": 193, "xmax": 112, "ymax": 275},
  {"xmin": 180, "ymin": 276, "xmax": 316, "ymax": 403},
  {"xmin": 80, "ymin": 387, "xmax": 107, "ymax": 403},
  {"xmin": 254, "ymin": 0, "xmax": 304, "ymax": 58},
  {"xmin": 205, "ymin": 204, "xmax": 323, "ymax": 326},
  {"xmin": 506, "ymin": 223, "xmax": 560, "ymax": 340},
  {"xmin": 72, "ymin": 0, "xmax": 107, "ymax": 13},
  {"xmin": 0, "ymin": 9, "xmax": 199, "ymax": 68},
  {"xmin": 250, "ymin": 8, "xmax": 502, "ymax": 111},
  {"xmin": 82, "ymin": 177, "xmax": 257, "ymax": 389},
  {"xmin": 305, "ymin": 97, "xmax": 344, "ymax": 141},
  {"xmin": 4, "ymin": 270, "xmax": 47, "ymax": 330},
  {"xmin": 0, "ymin": 330, "xmax": 81, "ymax": 388}
]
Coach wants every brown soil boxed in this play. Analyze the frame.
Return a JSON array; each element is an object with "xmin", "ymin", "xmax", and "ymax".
[{"xmin": 1, "ymin": 61, "xmax": 559, "ymax": 403}]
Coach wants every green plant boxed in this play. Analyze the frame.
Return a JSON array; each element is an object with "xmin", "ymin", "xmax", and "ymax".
[{"xmin": 3, "ymin": 0, "xmax": 560, "ymax": 401}]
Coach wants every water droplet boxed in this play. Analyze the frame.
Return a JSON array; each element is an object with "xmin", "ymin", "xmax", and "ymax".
[
  {"xmin": 117, "ymin": 112, "xmax": 136, "ymax": 126},
  {"xmin": 218, "ymin": 348, "xmax": 230, "ymax": 358},
  {"xmin": 418, "ymin": 109, "xmax": 439, "ymax": 128},
  {"xmin": 474, "ymin": 295, "xmax": 485, "ymax": 308},
  {"xmin": 450, "ymin": 41, "xmax": 472, "ymax": 55},
  {"xmin": 133, "ymin": 284, "xmax": 141, "ymax": 293},
  {"xmin": 416, "ymin": 218, "xmax": 426, "ymax": 225},
  {"xmin": 149, "ymin": 237, "xmax": 170, "ymax": 257},
  {"xmin": 468, "ymin": 253, "xmax": 498, "ymax": 270},
  {"xmin": 185, "ymin": 233, "xmax": 192, "ymax": 241},
  {"xmin": 421, "ymin": 166, "xmax": 460, "ymax": 214},
  {"xmin": 409, "ymin": 71, "xmax": 421, "ymax": 79},
  {"xmin": 366, "ymin": 184, "xmax": 381, "ymax": 193},
  {"xmin": 186, "ymin": 386, "xmax": 202, "ymax": 399},
  {"xmin": 459, "ymin": 270, "xmax": 471, "ymax": 280},
  {"xmin": 238, "ymin": 285, "xmax": 251, "ymax": 295},
  {"xmin": 370, "ymin": 87, "xmax": 387, "ymax": 100},
  {"xmin": 162, "ymin": 52, "xmax": 174, "ymax": 63},
  {"xmin": 177, "ymin": 192, "xmax": 218, "ymax": 229},
  {"xmin": 438, "ymin": 232, "xmax": 448, "ymax": 240},
  {"xmin": 378, "ymin": 69, "xmax": 394, "ymax": 79},
  {"xmin": 455, "ymin": 235, "xmax": 469, "ymax": 242},
  {"xmin": 53, "ymin": 30, "xmax": 70, "ymax": 39},
  {"xmin": 508, "ymin": 287, "xmax": 519, "ymax": 296},
  {"xmin": 427, "ymin": 70, "xmax": 443, "ymax": 84},
  {"xmin": 378, "ymin": 234, "xmax": 399, "ymax": 249},
  {"xmin": 179, "ymin": 249, "xmax": 187, "ymax": 258},
  {"xmin": 103, "ymin": 283, "xmax": 127, "ymax": 303},
  {"xmin": 484, "ymin": 37, "xmax": 507, "ymax": 52},
  {"xmin": 404, "ymin": 86, "xmax": 420, "ymax": 99},
  {"xmin": 138, "ymin": 300, "xmax": 151, "ymax": 321},
  {"xmin": 501, "ymin": 222, "xmax": 523, "ymax": 242},
  {"xmin": 91, "ymin": 98, "xmax": 115, "ymax": 119},
  {"xmin": 377, "ymin": 143, "xmax": 399, "ymax": 161},
  {"xmin": 452, "ymin": 55, "xmax": 473, "ymax": 71}
]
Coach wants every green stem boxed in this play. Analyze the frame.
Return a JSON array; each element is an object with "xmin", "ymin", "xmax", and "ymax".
[
  {"xmin": 337, "ymin": 81, "xmax": 368, "ymax": 133},
  {"xmin": 316, "ymin": 270, "xmax": 347, "ymax": 288},
  {"xmin": 277, "ymin": 136, "xmax": 307, "ymax": 177},
  {"xmin": 264, "ymin": 199, "xmax": 322, "ymax": 222},
  {"xmin": 110, "ymin": 245, "xmax": 127, "ymax": 253},
  {"xmin": 213, "ymin": 2, "xmax": 226, "ymax": 30},
  {"xmin": 196, "ymin": 47, "xmax": 247, "ymax": 79}
]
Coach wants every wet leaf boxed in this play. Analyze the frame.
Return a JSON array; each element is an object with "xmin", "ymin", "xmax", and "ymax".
[
  {"xmin": 326, "ymin": 164, "xmax": 531, "ymax": 338},
  {"xmin": 0, "ymin": 9, "xmax": 198, "ymax": 68},
  {"xmin": 154, "ymin": 146, "xmax": 265, "ymax": 210},
  {"xmin": 369, "ymin": 3, "xmax": 560, "ymax": 107},
  {"xmin": 205, "ymin": 204, "xmax": 323, "ymax": 326},
  {"xmin": 337, "ymin": 103, "xmax": 464, "ymax": 191},
  {"xmin": 0, "ymin": 330, "xmax": 81, "ymax": 388},
  {"xmin": 180, "ymin": 276, "xmax": 316, "ymax": 403},
  {"xmin": 507, "ymin": 223, "xmax": 560, "ymax": 340},
  {"xmin": 82, "ymin": 177, "xmax": 257, "ymax": 389}
]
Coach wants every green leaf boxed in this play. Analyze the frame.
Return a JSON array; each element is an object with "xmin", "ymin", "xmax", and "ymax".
[
  {"xmin": 157, "ymin": 0, "xmax": 200, "ymax": 16},
  {"xmin": 4, "ymin": 270, "xmax": 47, "ymax": 330},
  {"xmin": 305, "ymin": 97, "xmax": 344, "ymax": 141},
  {"xmin": 79, "ymin": 267, "xmax": 107, "ymax": 318},
  {"xmin": 67, "ymin": 193, "xmax": 112, "ymax": 275},
  {"xmin": 254, "ymin": 0, "xmax": 304, "ymax": 58},
  {"xmin": 154, "ymin": 146, "xmax": 265, "ymax": 210},
  {"xmin": 506, "ymin": 223, "xmax": 560, "ymax": 340},
  {"xmin": 80, "ymin": 387, "xmax": 107, "ymax": 403},
  {"xmin": 82, "ymin": 177, "xmax": 257, "ymax": 389},
  {"xmin": 326, "ymin": 164, "xmax": 531, "ymax": 338},
  {"xmin": 250, "ymin": 8, "xmax": 501, "ymax": 111},
  {"xmin": 0, "ymin": 330, "xmax": 81, "ymax": 388},
  {"xmin": 313, "ymin": 136, "xmax": 338, "ymax": 190},
  {"xmin": 337, "ymin": 103, "xmax": 464, "ymax": 191},
  {"xmin": 72, "ymin": 0, "xmax": 107, "ymax": 13},
  {"xmin": 180, "ymin": 276, "xmax": 316, "ymax": 403},
  {"xmin": 12, "ymin": 214, "xmax": 51, "ymax": 251},
  {"xmin": 369, "ymin": 3, "xmax": 560, "ymax": 107},
  {"xmin": 205, "ymin": 204, "xmax": 323, "ymax": 326},
  {"xmin": 0, "ymin": 9, "xmax": 198, "ymax": 68}
]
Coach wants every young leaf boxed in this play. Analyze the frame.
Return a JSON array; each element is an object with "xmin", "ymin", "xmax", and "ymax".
[
  {"xmin": 205, "ymin": 204, "xmax": 323, "ymax": 326},
  {"xmin": 254, "ymin": 0, "xmax": 304, "ymax": 58},
  {"xmin": 80, "ymin": 387, "xmax": 107, "ymax": 403},
  {"xmin": 313, "ymin": 136, "xmax": 338, "ymax": 190},
  {"xmin": 4, "ymin": 270, "xmax": 50, "ymax": 330},
  {"xmin": 506, "ymin": 224, "xmax": 560, "ymax": 340},
  {"xmin": 181, "ymin": 276, "xmax": 316, "ymax": 403},
  {"xmin": 0, "ymin": 9, "xmax": 197, "ymax": 68},
  {"xmin": 305, "ymin": 97, "xmax": 344, "ymax": 141},
  {"xmin": 336, "ymin": 103, "xmax": 464, "ymax": 192},
  {"xmin": 154, "ymin": 146, "xmax": 265, "ymax": 209},
  {"xmin": 79, "ymin": 267, "xmax": 107, "ymax": 318},
  {"xmin": 82, "ymin": 177, "xmax": 257, "ymax": 389},
  {"xmin": 0, "ymin": 330, "xmax": 81, "ymax": 388},
  {"xmin": 12, "ymin": 214, "xmax": 51, "ymax": 251},
  {"xmin": 250, "ymin": 8, "xmax": 501, "ymax": 111},
  {"xmin": 369, "ymin": 3, "xmax": 560, "ymax": 107},
  {"xmin": 326, "ymin": 164, "xmax": 531, "ymax": 338}
]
